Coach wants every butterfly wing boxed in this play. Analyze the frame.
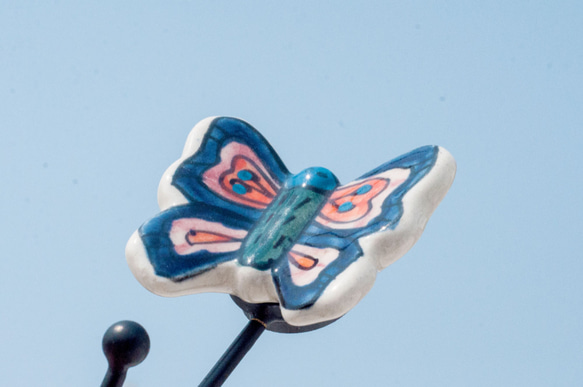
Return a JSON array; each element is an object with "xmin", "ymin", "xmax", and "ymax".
[
  {"xmin": 165, "ymin": 116, "xmax": 290, "ymax": 217},
  {"xmin": 126, "ymin": 117, "xmax": 291, "ymax": 303},
  {"xmin": 271, "ymin": 146, "xmax": 456, "ymax": 326}
]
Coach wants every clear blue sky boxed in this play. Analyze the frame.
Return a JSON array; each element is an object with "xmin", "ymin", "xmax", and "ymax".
[{"xmin": 1, "ymin": 2, "xmax": 582, "ymax": 386}]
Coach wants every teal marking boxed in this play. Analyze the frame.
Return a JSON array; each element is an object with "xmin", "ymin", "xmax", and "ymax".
[
  {"xmin": 232, "ymin": 183, "xmax": 246, "ymax": 195},
  {"xmin": 356, "ymin": 184, "xmax": 372, "ymax": 195},
  {"xmin": 338, "ymin": 202, "xmax": 354, "ymax": 212},
  {"xmin": 237, "ymin": 170, "xmax": 253, "ymax": 181}
]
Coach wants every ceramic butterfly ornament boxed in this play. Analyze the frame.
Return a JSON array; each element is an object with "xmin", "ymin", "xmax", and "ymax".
[{"xmin": 126, "ymin": 117, "xmax": 456, "ymax": 327}]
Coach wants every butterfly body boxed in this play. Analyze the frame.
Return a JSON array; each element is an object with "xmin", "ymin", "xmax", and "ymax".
[
  {"xmin": 126, "ymin": 117, "xmax": 456, "ymax": 326},
  {"xmin": 240, "ymin": 167, "xmax": 339, "ymax": 271}
]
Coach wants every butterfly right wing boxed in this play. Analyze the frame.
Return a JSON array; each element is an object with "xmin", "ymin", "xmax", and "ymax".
[{"xmin": 271, "ymin": 146, "xmax": 456, "ymax": 326}]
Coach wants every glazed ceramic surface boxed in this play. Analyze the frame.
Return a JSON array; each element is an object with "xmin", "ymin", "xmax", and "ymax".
[{"xmin": 126, "ymin": 117, "xmax": 456, "ymax": 326}]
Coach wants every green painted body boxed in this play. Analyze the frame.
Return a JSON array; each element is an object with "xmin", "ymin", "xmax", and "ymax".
[
  {"xmin": 239, "ymin": 167, "xmax": 339, "ymax": 270},
  {"xmin": 239, "ymin": 186, "xmax": 328, "ymax": 270}
]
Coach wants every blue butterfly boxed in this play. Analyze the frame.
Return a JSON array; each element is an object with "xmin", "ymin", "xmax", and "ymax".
[{"xmin": 126, "ymin": 117, "xmax": 456, "ymax": 326}]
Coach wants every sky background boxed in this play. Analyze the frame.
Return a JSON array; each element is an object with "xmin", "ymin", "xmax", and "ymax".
[{"xmin": 1, "ymin": 1, "xmax": 582, "ymax": 386}]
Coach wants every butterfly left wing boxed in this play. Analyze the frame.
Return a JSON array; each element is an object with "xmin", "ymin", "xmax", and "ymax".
[
  {"xmin": 127, "ymin": 204, "xmax": 255, "ymax": 295},
  {"xmin": 271, "ymin": 145, "xmax": 456, "ymax": 326},
  {"xmin": 126, "ymin": 117, "xmax": 291, "ymax": 304},
  {"xmin": 160, "ymin": 116, "xmax": 290, "ymax": 217}
]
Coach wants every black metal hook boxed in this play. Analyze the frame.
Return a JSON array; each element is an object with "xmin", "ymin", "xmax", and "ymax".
[{"xmin": 100, "ymin": 298, "xmax": 339, "ymax": 386}]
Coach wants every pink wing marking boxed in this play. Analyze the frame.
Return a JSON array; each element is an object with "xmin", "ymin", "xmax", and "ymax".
[
  {"xmin": 202, "ymin": 142, "xmax": 280, "ymax": 209},
  {"xmin": 287, "ymin": 244, "xmax": 341, "ymax": 287},
  {"xmin": 170, "ymin": 218, "xmax": 248, "ymax": 255},
  {"xmin": 315, "ymin": 168, "xmax": 411, "ymax": 229}
]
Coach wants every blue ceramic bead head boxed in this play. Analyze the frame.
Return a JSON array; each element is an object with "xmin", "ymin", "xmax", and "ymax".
[
  {"xmin": 126, "ymin": 117, "xmax": 456, "ymax": 326},
  {"xmin": 287, "ymin": 167, "xmax": 339, "ymax": 191}
]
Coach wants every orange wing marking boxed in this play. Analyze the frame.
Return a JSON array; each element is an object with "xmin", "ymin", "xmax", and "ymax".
[
  {"xmin": 219, "ymin": 156, "xmax": 277, "ymax": 207},
  {"xmin": 320, "ymin": 179, "xmax": 388, "ymax": 223},
  {"xmin": 202, "ymin": 142, "xmax": 280, "ymax": 209},
  {"xmin": 186, "ymin": 230, "xmax": 233, "ymax": 245},
  {"xmin": 170, "ymin": 218, "xmax": 247, "ymax": 256},
  {"xmin": 289, "ymin": 251, "xmax": 319, "ymax": 271}
]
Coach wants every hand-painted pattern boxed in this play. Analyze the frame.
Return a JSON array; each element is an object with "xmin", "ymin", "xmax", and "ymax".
[{"xmin": 127, "ymin": 117, "xmax": 456, "ymax": 326}]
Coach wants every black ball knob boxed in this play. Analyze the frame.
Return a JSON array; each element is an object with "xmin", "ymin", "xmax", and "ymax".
[
  {"xmin": 102, "ymin": 320, "xmax": 150, "ymax": 370},
  {"xmin": 101, "ymin": 321, "xmax": 150, "ymax": 387}
]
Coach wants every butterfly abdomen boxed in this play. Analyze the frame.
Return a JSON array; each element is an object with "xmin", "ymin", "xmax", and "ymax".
[{"xmin": 239, "ymin": 167, "xmax": 339, "ymax": 270}]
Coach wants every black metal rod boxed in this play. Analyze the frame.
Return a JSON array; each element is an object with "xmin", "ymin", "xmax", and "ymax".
[
  {"xmin": 101, "ymin": 367, "xmax": 127, "ymax": 387},
  {"xmin": 199, "ymin": 319, "xmax": 266, "ymax": 387}
]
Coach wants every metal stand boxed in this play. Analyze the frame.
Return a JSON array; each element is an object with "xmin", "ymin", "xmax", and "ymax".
[{"xmin": 100, "ymin": 298, "xmax": 339, "ymax": 386}]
